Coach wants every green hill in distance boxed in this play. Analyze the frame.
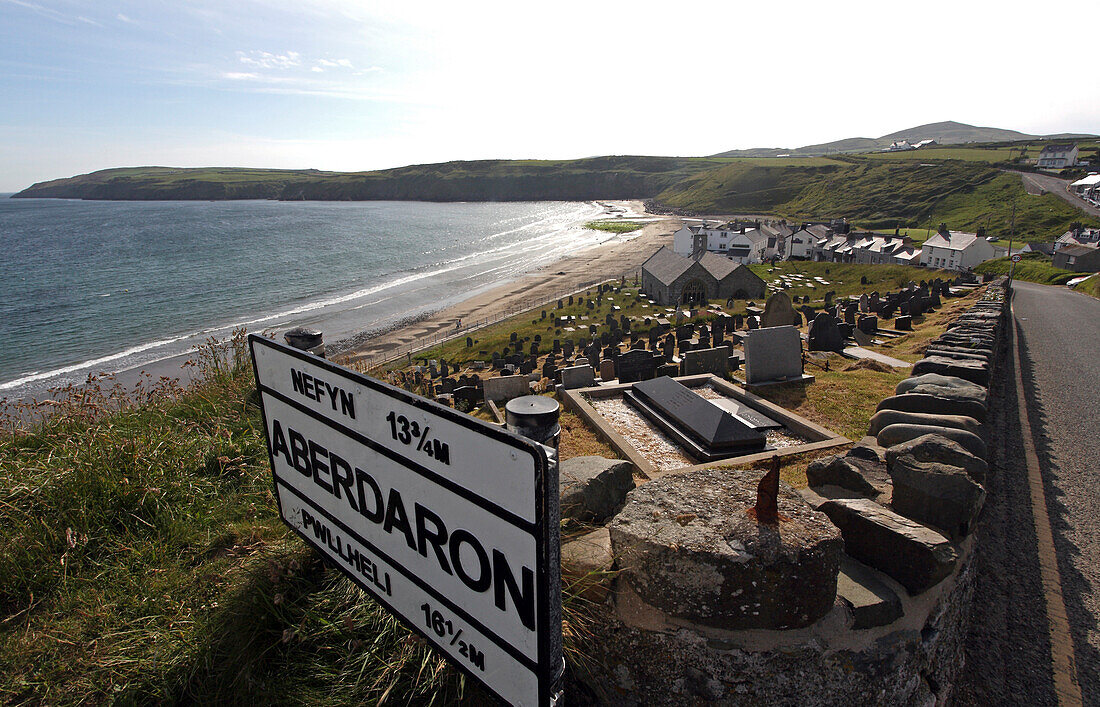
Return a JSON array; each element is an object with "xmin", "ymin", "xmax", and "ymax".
[
  {"xmin": 711, "ymin": 120, "xmax": 1098, "ymax": 158},
  {"xmin": 14, "ymin": 126, "xmax": 1100, "ymax": 241}
]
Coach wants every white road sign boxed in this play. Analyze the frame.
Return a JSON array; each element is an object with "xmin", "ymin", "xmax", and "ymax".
[{"xmin": 250, "ymin": 336, "xmax": 561, "ymax": 706}]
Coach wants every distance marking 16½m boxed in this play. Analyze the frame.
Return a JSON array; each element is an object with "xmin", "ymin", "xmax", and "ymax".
[{"xmin": 385, "ymin": 410, "xmax": 451, "ymax": 465}]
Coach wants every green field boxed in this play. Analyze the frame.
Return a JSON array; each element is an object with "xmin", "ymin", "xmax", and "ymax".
[
  {"xmin": 584, "ymin": 220, "xmax": 646, "ymax": 234},
  {"xmin": 974, "ymin": 253, "xmax": 1078, "ymax": 285}
]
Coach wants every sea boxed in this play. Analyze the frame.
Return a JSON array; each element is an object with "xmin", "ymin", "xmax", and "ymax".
[{"xmin": 0, "ymin": 196, "xmax": 630, "ymax": 401}]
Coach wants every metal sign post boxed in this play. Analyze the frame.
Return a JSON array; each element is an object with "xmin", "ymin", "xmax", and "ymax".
[{"xmin": 249, "ymin": 335, "xmax": 562, "ymax": 706}]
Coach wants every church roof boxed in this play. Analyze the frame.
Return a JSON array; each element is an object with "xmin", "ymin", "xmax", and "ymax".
[{"xmin": 642, "ymin": 246, "xmax": 746, "ymax": 286}]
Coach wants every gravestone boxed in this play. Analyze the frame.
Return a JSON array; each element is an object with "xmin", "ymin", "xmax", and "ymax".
[
  {"xmin": 656, "ymin": 363, "xmax": 679, "ymax": 378},
  {"xmin": 617, "ymin": 349, "xmax": 658, "ymax": 383},
  {"xmin": 761, "ymin": 292, "xmax": 801, "ymax": 328},
  {"xmin": 894, "ymin": 315, "xmax": 912, "ymax": 331},
  {"xmin": 808, "ymin": 312, "xmax": 843, "ymax": 352},
  {"xmin": 744, "ymin": 325, "xmax": 804, "ymax": 384},
  {"xmin": 466, "ymin": 337, "xmax": 473, "ymax": 348},
  {"xmin": 627, "ymin": 377, "xmax": 766, "ymax": 458},
  {"xmin": 681, "ymin": 346, "xmax": 732, "ymax": 377},
  {"xmin": 600, "ymin": 359, "xmax": 616, "ymax": 382},
  {"xmin": 843, "ymin": 304, "xmax": 858, "ymax": 325},
  {"xmin": 859, "ymin": 294, "xmax": 869, "ymax": 312},
  {"xmin": 482, "ymin": 374, "xmax": 531, "ymax": 403},
  {"xmin": 857, "ymin": 315, "xmax": 878, "ymax": 335},
  {"xmin": 452, "ymin": 386, "xmax": 483, "ymax": 411},
  {"xmin": 561, "ymin": 365, "xmax": 596, "ymax": 390}
]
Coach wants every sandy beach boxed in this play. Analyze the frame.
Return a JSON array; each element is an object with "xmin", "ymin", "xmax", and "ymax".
[{"xmin": 335, "ymin": 201, "xmax": 680, "ymax": 368}]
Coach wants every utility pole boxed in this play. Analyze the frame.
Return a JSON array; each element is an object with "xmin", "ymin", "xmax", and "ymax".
[{"xmin": 1007, "ymin": 201, "xmax": 1017, "ymax": 283}]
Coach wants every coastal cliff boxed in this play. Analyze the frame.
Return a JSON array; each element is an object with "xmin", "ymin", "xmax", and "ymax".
[{"xmin": 13, "ymin": 157, "xmax": 726, "ymax": 203}]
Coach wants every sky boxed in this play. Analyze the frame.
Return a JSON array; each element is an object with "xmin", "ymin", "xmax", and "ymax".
[{"xmin": 1, "ymin": 0, "xmax": 1098, "ymax": 192}]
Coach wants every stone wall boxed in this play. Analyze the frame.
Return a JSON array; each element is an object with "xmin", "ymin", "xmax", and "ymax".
[{"xmin": 565, "ymin": 279, "xmax": 1010, "ymax": 705}]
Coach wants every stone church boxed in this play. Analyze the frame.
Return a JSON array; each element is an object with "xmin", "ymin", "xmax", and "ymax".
[{"xmin": 641, "ymin": 245, "xmax": 766, "ymax": 306}]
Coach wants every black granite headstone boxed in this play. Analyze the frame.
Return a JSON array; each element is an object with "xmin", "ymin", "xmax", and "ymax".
[
  {"xmin": 627, "ymin": 377, "xmax": 767, "ymax": 459},
  {"xmin": 617, "ymin": 349, "xmax": 658, "ymax": 383}
]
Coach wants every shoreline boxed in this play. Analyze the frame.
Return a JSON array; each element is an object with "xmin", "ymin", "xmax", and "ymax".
[
  {"xmin": 4, "ymin": 201, "xmax": 678, "ymax": 419},
  {"xmin": 335, "ymin": 201, "xmax": 679, "ymax": 367}
]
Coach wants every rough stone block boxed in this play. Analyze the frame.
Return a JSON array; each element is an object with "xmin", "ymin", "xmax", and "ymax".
[
  {"xmin": 819, "ymin": 497, "xmax": 957, "ymax": 594},
  {"xmin": 877, "ymin": 393, "xmax": 987, "ymax": 423},
  {"xmin": 876, "ymin": 423, "xmax": 986, "ymax": 459},
  {"xmin": 868, "ymin": 409, "xmax": 982, "ymax": 437},
  {"xmin": 610, "ymin": 468, "xmax": 842, "ymax": 629},
  {"xmin": 911, "ymin": 355, "xmax": 990, "ymax": 386},
  {"xmin": 838, "ymin": 556, "xmax": 903, "ymax": 630},
  {"xmin": 806, "ymin": 455, "xmax": 890, "ymax": 498},
  {"xmin": 560, "ymin": 456, "xmax": 635, "ymax": 524},
  {"xmin": 886, "ymin": 433, "xmax": 987, "ymax": 484},
  {"xmin": 561, "ymin": 527, "xmax": 613, "ymax": 603},
  {"xmin": 889, "ymin": 455, "xmax": 985, "ymax": 541}
]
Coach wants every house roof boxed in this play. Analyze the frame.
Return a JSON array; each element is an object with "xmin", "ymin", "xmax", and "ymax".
[
  {"xmin": 1025, "ymin": 242, "xmax": 1055, "ymax": 255},
  {"xmin": 806, "ymin": 224, "xmax": 833, "ymax": 239},
  {"xmin": 1040, "ymin": 144, "xmax": 1076, "ymax": 154},
  {"xmin": 922, "ymin": 232, "xmax": 981, "ymax": 251},
  {"xmin": 1071, "ymin": 174, "xmax": 1100, "ymax": 187},
  {"xmin": 642, "ymin": 246, "xmax": 744, "ymax": 285},
  {"xmin": 1058, "ymin": 244, "xmax": 1099, "ymax": 257}
]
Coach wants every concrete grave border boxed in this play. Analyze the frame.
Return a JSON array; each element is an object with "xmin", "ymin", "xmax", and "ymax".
[{"xmin": 561, "ymin": 373, "xmax": 849, "ymax": 479}]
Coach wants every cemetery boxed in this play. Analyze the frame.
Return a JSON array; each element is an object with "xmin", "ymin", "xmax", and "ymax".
[{"xmin": 282, "ymin": 262, "xmax": 1003, "ymax": 703}]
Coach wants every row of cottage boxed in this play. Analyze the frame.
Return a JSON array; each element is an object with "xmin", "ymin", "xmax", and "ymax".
[{"xmin": 673, "ymin": 221, "xmax": 1008, "ymax": 271}]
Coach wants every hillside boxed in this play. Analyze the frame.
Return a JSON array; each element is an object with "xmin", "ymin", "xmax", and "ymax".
[
  {"xmin": 711, "ymin": 120, "xmax": 1098, "ymax": 158},
  {"xmin": 13, "ymin": 157, "xmax": 733, "ymax": 202},
  {"xmin": 655, "ymin": 156, "xmax": 1100, "ymax": 239}
]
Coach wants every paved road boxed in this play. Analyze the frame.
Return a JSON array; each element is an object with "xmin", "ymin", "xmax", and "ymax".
[
  {"xmin": 956, "ymin": 280, "xmax": 1100, "ymax": 705},
  {"xmin": 1014, "ymin": 171, "xmax": 1100, "ymax": 219}
]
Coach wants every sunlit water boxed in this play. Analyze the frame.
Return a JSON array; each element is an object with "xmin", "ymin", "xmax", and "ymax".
[{"xmin": 0, "ymin": 197, "xmax": 612, "ymax": 399}]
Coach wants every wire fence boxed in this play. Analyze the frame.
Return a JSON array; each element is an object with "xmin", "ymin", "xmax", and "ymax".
[{"xmin": 348, "ymin": 269, "xmax": 641, "ymax": 373}]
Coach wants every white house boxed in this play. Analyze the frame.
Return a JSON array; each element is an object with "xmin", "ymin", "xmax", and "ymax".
[
  {"xmin": 725, "ymin": 228, "xmax": 771, "ymax": 264},
  {"xmin": 1070, "ymin": 173, "xmax": 1100, "ymax": 205},
  {"xmin": 784, "ymin": 227, "xmax": 816, "ymax": 259},
  {"xmin": 919, "ymin": 231, "xmax": 996, "ymax": 271},
  {"xmin": 1037, "ymin": 144, "xmax": 1079, "ymax": 169},
  {"xmin": 1054, "ymin": 227, "xmax": 1100, "ymax": 251}
]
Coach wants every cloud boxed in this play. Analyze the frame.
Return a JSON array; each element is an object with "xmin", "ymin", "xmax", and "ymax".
[
  {"xmin": 3, "ymin": 0, "xmax": 102, "ymax": 26},
  {"xmin": 116, "ymin": 13, "xmax": 136, "ymax": 24},
  {"xmin": 222, "ymin": 72, "xmax": 260, "ymax": 81},
  {"xmin": 236, "ymin": 50, "xmax": 301, "ymax": 70}
]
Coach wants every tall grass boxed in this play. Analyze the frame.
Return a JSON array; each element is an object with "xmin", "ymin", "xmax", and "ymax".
[{"xmin": 0, "ymin": 330, "xmax": 602, "ymax": 704}]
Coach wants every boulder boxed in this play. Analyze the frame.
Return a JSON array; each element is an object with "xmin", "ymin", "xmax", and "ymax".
[
  {"xmin": 837, "ymin": 556, "xmax": 903, "ymax": 630},
  {"xmin": 818, "ymin": 497, "xmax": 958, "ymax": 594},
  {"xmin": 609, "ymin": 468, "xmax": 842, "ymax": 630},
  {"xmin": 847, "ymin": 437, "xmax": 888, "ymax": 464},
  {"xmin": 806, "ymin": 455, "xmax": 890, "ymax": 497},
  {"xmin": 868, "ymin": 409, "xmax": 982, "ymax": 437},
  {"xmin": 877, "ymin": 393, "xmax": 987, "ymax": 423},
  {"xmin": 885, "ymin": 433, "xmax": 987, "ymax": 484},
  {"xmin": 895, "ymin": 373, "xmax": 985, "ymax": 401},
  {"xmin": 876, "ymin": 423, "xmax": 986, "ymax": 459},
  {"xmin": 561, "ymin": 527, "xmax": 614, "ymax": 602},
  {"xmin": 924, "ymin": 347, "xmax": 990, "ymax": 362},
  {"xmin": 559, "ymin": 456, "xmax": 635, "ymax": 524},
  {"xmin": 911, "ymin": 355, "xmax": 990, "ymax": 386},
  {"xmin": 889, "ymin": 456, "xmax": 986, "ymax": 541}
]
